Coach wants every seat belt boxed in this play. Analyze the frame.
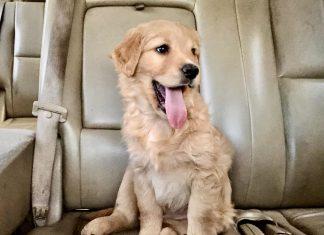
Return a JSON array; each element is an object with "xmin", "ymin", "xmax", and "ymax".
[
  {"xmin": 239, "ymin": 223, "xmax": 264, "ymax": 235},
  {"xmin": 31, "ymin": 0, "xmax": 75, "ymax": 226},
  {"xmin": 236, "ymin": 210, "xmax": 292, "ymax": 235}
]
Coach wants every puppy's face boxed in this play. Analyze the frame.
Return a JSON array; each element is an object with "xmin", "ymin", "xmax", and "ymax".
[{"xmin": 112, "ymin": 20, "xmax": 200, "ymax": 129}]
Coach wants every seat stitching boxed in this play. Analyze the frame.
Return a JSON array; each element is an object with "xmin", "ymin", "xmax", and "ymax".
[
  {"xmin": 10, "ymin": 3, "xmax": 17, "ymax": 117},
  {"xmin": 192, "ymin": 0, "xmax": 198, "ymax": 31},
  {"xmin": 268, "ymin": 0, "xmax": 287, "ymax": 208},
  {"xmin": 278, "ymin": 210, "xmax": 307, "ymax": 235},
  {"xmin": 233, "ymin": 0, "xmax": 254, "ymax": 206},
  {"xmin": 14, "ymin": 55, "xmax": 40, "ymax": 59},
  {"xmin": 193, "ymin": 0, "xmax": 197, "ymax": 12},
  {"xmin": 244, "ymin": 224, "xmax": 257, "ymax": 234},
  {"xmin": 291, "ymin": 211, "xmax": 324, "ymax": 222}
]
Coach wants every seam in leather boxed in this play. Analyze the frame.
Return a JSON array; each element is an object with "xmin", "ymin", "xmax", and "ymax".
[
  {"xmin": 245, "ymin": 224, "xmax": 256, "ymax": 234},
  {"xmin": 291, "ymin": 211, "xmax": 324, "ymax": 222},
  {"xmin": 321, "ymin": 0, "xmax": 324, "ymax": 23},
  {"xmin": 10, "ymin": 2, "xmax": 17, "ymax": 117},
  {"xmin": 268, "ymin": 0, "xmax": 287, "ymax": 208},
  {"xmin": 85, "ymin": 1, "xmax": 195, "ymax": 12},
  {"xmin": 277, "ymin": 210, "xmax": 307, "ymax": 235},
  {"xmin": 193, "ymin": 0, "xmax": 197, "ymax": 12},
  {"xmin": 268, "ymin": 17, "xmax": 288, "ymax": 206},
  {"xmin": 277, "ymin": 77, "xmax": 293, "ymax": 208},
  {"xmin": 14, "ymin": 55, "xmax": 41, "ymax": 59},
  {"xmin": 192, "ymin": 0, "xmax": 197, "ymax": 32},
  {"xmin": 234, "ymin": 0, "xmax": 254, "ymax": 206},
  {"xmin": 79, "ymin": 129, "xmax": 83, "ymax": 208},
  {"xmin": 80, "ymin": 3, "xmax": 87, "ymax": 208},
  {"xmin": 278, "ymin": 74, "xmax": 324, "ymax": 79}
]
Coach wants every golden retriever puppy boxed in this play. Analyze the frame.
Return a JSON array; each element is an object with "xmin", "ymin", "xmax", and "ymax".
[{"xmin": 81, "ymin": 20, "xmax": 234, "ymax": 235}]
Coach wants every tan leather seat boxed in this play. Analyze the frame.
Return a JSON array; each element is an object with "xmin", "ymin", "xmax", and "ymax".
[
  {"xmin": 2, "ymin": 0, "xmax": 324, "ymax": 234},
  {"xmin": 0, "ymin": 128, "xmax": 34, "ymax": 235},
  {"xmin": 0, "ymin": 2, "xmax": 44, "ymax": 234},
  {"xmin": 0, "ymin": 1, "xmax": 44, "ymax": 130}
]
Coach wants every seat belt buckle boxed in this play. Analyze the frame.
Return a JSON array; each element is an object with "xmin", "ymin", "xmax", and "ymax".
[
  {"xmin": 236, "ymin": 210, "xmax": 292, "ymax": 235},
  {"xmin": 32, "ymin": 206, "xmax": 49, "ymax": 227},
  {"xmin": 265, "ymin": 223, "xmax": 292, "ymax": 235},
  {"xmin": 32, "ymin": 101, "xmax": 67, "ymax": 122}
]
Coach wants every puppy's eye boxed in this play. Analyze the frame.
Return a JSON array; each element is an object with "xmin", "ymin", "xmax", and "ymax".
[
  {"xmin": 156, "ymin": 44, "xmax": 169, "ymax": 54},
  {"xmin": 191, "ymin": 48, "xmax": 197, "ymax": 55}
]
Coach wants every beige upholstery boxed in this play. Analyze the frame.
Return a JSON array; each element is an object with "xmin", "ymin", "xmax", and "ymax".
[
  {"xmin": 270, "ymin": 0, "xmax": 324, "ymax": 207},
  {"xmin": 0, "ymin": 117, "xmax": 36, "ymax": 130},
  {"xmin": 0, "ymin": 2, "xmax": 15, "ymax": 118},
  {"xmin": 0, "ymin": 2, "xmax": 45, "ymax": 234},
  {"xmin": 13, "ymin": 2, "xmax": 43, "ymax": 117},
  {"xmin": 262, "ymin": 211, "xmax": 306, "ymax": 235},
  {"xmin": 0, "ymin": 2, "xmax": 43, "ymax": 119},
  {"xmin": 280, "ymin": 79, "xmax": 324, "ymax": 207},
  {"xmin": 196, "ymin": 0, "xmax": 324, "ymax": 209},
  {"xmin": 0, "ymin": 129, "xmax": 34, "ymax": 235},
  {"xmin": 80, "ymin": 130, "xmax": 128, "ymax": 208},
  {"xmin": 28, "ymin": 212, "xmax": 138, "ymax": 235},
  {"xmin": 28, "ymin": 212, "xmax": 238, "ymax": 235},
  {"xmin": 271, "ymin": 0, "xmax": 324, "ymax": 78},
  {"xmin": 0, "ymin": 91, "xmax": 5, "ymax": 121},
  {"xmin": 0, "ymin": 0, "xmax": 322, "ymax": 234},
  {"xmin": 195, "ymin": 0, "xmax": 287, "ymax": 208},
  {"xmin": 56, "ymin": 0, "xmax": 324, "ymax": 234},
  {"xmin": 280, "ymin": 209, "xmax": 324, "ymax": 235}
]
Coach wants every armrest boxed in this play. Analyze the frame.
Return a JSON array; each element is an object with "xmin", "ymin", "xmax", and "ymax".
[{"xmin": 0, "ymin": 129, "xmax": 35, "ymax": 235}]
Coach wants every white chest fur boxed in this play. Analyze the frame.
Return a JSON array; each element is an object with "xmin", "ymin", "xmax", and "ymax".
[{"xmin": 148, "ymin": 168, "xmax": 191, "ymax": 214}]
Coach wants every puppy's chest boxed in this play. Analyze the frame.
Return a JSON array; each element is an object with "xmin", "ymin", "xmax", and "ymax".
[{"xmin": 148, "ymin": 169, "xmax": 191, "ymax": 213}]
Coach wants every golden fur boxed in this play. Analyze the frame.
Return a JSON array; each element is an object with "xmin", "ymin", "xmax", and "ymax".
[{"xmin": 81, "ymin": 20, "xmax": 234, "ymax": 235}]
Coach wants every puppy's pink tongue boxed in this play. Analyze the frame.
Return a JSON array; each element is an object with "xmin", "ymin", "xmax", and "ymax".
[{"xmin": 165, "ymin": 87, "xmax": 187, "ymax": 129}]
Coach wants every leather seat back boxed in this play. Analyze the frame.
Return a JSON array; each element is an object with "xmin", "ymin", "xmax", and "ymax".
[
  {"xmin": 204, "ymin": 0, "xmax": 324, "ymax": 208},
  {"xmin": 0, "ymin": 2, "xmax": 44, "ymax": 120},
  {"xmin": 270, "ymin": 0, "xmax": 324, "ymax": 207},
  {"xmin": 62, "ymin": 0, "xmax": 324, "ymax": 210}
]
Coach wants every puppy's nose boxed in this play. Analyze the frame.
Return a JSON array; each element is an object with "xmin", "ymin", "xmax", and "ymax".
[{"xmin": 181, "ymin": 64, "xmax": 199, "ymax": 80}]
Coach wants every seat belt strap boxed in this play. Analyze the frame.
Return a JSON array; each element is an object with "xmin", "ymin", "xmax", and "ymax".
[
  {"xmin": 32, "ymin": 0, "xmax": 75, "ymax": 227},
  {"xmin": 236, "ymin": 210, "xmax": 292, "ymax": 235},
  {"xmin": 240, "ymin": 223, "xmax": 264, "ymax": 235}
]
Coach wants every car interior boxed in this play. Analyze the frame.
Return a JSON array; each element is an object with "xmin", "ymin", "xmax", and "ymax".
[{"xmin": 0, "ymin": 0, "xmax": 323, "ymax": 234}]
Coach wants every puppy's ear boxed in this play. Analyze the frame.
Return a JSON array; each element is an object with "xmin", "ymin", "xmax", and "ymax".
[{"xmin": 112, "ymin": 28, "xmax": 143, "ymax": 77}]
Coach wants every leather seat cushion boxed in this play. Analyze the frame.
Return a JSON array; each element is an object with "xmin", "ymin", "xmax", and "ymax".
[
  {"xmin": 28, "ymin": 212, "xmax": 137, "ymax": 235},
  {"xmin": 28, "ymin": 211, "xmax": 239, "ymax": 235},
  {"xmin": 0, "ymin": 129, "xmax": 34, "ymax": 234},
  {"xmin": 280, "ymin": 208, "xmax": 324, "ymax": 235},
  {"xmin": 262, "ymin": 210, "xmax": 306, "ymax": 235},
  {"xmin": 239, "ymin": 209, "xmax": 324, "ymax": 235},
  {"xmin": 0, "ymin": 118, "xmax": 36, "ymax": 130}
]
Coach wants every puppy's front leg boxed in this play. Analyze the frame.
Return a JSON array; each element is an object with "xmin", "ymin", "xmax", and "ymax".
[
  {"xmin": 187, "ymin": 174, "xmax": 235, "ymax": 235},
  {"xmin": 134, "ymin": 172, "xmax": 163, "ymax": 235}
]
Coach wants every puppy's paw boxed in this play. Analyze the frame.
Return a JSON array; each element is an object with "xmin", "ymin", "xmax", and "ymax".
[
  {"xmin": 81, "ymin": 217, "xmax": 111, "ymax": 235},
  {"xmin": 216, "ymin": 207, "xmax": 236, "ymax": 233},
  {"xmin": 160, "ymin": 227, "xmax": 177, "ymax": 235}
]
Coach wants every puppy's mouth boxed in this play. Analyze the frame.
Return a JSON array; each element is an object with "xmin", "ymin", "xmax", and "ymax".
[
  {"xmin": 153, "ymin": 80, "xmax": 167, "ymax": 113},
  {"xmin": 152, "ymin": 80, "xmax": 187, "ymax": 129}
]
